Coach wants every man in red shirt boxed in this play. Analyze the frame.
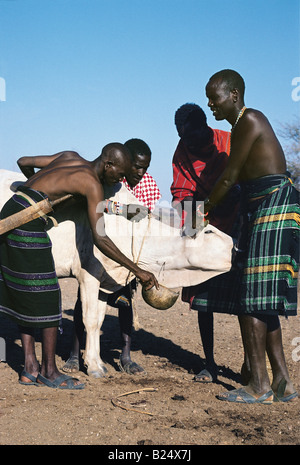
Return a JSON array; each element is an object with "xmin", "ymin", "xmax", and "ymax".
[{"xmin": 171, "ymin": 103, "xmax": 240, "ymax": 383}]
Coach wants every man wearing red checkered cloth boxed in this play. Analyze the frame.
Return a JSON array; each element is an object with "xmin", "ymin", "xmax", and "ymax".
[
  {"xmin": 63, "ymin": 138, "xmax": 162, "ymax": 376},
  {"xmin": 123, "ymin": 171, "xmax": 161, "ymax": 212},
  {"xmin": 115, "ymin": 139, "xmax": 161, "ymax": 374}
]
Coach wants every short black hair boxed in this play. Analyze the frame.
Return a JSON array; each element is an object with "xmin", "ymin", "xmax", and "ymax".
[
  {"xmin": 208, "ymin": 69, "xmax": 245, "ymax": 98},
  {"xmin": 124, "ymin": 138, "xmax": 151, "ymax": 159},
  {"xmin": 101, "ymin": 142, "xmax": 131, "ymax": 163},
  {"xmin": 175, "ymin": 103, "xmax": 207, "ymax": 132}
]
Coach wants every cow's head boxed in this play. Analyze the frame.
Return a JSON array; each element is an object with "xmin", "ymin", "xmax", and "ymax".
[{"xmin": 185, "ymin": 225, "xmax": 233, "ymax": 272}]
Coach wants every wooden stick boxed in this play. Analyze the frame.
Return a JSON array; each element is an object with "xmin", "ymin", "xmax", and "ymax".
[
  {"xmin": 50, "ymin": 194, "xmax": 73, "ymax": 207},
  {"xmin": 111, "ymin": 388, "xmax": 157, "ymax": 416},
  {"xmin": 0, "ymin": 194, "xmax": 73, "ymax": 235}
]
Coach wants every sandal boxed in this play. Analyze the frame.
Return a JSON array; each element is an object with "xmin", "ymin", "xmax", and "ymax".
[
  {"xmin": 19, "ymin": 370, "xmax": 39, "ymax": 386},
  {"xmin": 37, "ymin": 373, "xmax": 84, "ymax": 390},
  {"xmin": 62, "ymin": 356, "xmax": 80, "ymax": 373},
  {"xmin": 217, "ymin": 387, "xmax": 273, "ymax": 404},
  {"xmin": 273, "ymin": 378, "xmax": 298, "ymax": 403},
  {"xmin": 118, "ymin": 357, "xmax": 145, "ymax": 375},
  {"xmin": 194, "ymin": 367, "xmax": 217, "ymax": 383}
]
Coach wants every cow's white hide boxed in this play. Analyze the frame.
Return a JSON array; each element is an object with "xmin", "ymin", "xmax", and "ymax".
[{"xmin": 0, "ymin": 170, "xmax": 233, "ymax": 377}]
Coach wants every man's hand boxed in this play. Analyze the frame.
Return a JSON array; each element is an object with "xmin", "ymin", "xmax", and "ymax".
[
  {"xmin": 103, "ymin": 201, "xmax": 149, "ymax": 221},
  {"xmin": 127, "ymin": 204, "xmax": 150, "ymax": 222},
  {"xmin": 181, "ymin": 223, "xmax": 199, "ymax": 238},
  {"xmin": 135, "ymin": 269, "xmax": 159, "ymax": 290}
]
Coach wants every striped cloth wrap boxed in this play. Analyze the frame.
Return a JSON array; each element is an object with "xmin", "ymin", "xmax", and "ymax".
[
  {"xmin": 191, "ymin": 173, "xmax": 299, "ymax": 317},
  {"xmin": 0, "ymin": 186, "xmax": 62, "ymax": 328}
]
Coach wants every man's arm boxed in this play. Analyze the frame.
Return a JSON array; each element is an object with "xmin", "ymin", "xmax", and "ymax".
[
  {"xmin": 17, "ymin": 151, "xmax": 78, "ymax": 178},
  {"xmin": 205, "ymin": 111, "xmax": 259, "ymax": 214},
  {"xmin": 171, "ymin": 145, "xmax": 203, "ymax": 235},
  {"xmin": 85, "ymin": 180, "xmax": 158, "ymax": 290},
  {"xmin": 170, "ymin": 148, "xmax": 196, "ymax": 205},
  {"xmin": 172, "ymin": 195, "xmax": 200, "ymax": 236},
  {"xmin": 171, "ymin": 159, "xmax": 198, "ymax": 235}
]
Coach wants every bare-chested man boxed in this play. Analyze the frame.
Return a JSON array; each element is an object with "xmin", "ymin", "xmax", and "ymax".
[
  {"xmin": 204, "ymin": 70, "xmax": 299, "ymax": 404},
  {"xmin": 0, "ymin": 143, "xmax": 158, "ymax": 389}
]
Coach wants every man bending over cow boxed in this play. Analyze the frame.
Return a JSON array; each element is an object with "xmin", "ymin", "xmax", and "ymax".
[
  {"xmin": 0, "ymin": 143, "xmax": 158, "ymax": 390},
  {"xmin": 63, "ymin": 138, "xmax": 162, "ymax": 375}
]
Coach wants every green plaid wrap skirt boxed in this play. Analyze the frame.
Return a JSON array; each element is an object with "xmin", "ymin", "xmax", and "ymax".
[
  {"xmin": 0, "ymin": 186, "xmax": 62, "ymax": 328},
  {"xmin": 191, "ymin": 174, "xmax": 299, "ymax": 317}
]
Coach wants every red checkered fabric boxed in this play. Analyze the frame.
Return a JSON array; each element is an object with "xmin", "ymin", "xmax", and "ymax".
[{"xmin": 122, "ymin": 172, "xmax": 161, "ymax": 212}]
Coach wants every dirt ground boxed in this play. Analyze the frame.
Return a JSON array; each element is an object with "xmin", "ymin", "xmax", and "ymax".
[{"xmin": 0, "ymin": 277, "xmax": 299, "ymax": 448}]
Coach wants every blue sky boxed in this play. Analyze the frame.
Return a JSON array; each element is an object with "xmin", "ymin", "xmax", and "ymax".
[{"xmin": 0, "ymin": 0, "xmax": 299, "ymax": 202}]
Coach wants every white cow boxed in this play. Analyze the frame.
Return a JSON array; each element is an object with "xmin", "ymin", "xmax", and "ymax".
[{"xmin": 0, "ymin": 170, "xmax": 234, "ymax": 377}]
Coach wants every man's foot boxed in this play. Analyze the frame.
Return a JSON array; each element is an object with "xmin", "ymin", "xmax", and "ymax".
[
  {"xmin": 37, "ymin": 373, "xmax": 84, "ymax": 390},
  {"xmin": 217, "ymin": 387, "xmax": 273, "ymax": 404},
  {"xmin": 19, "ymin": 370, "xmax": 39, "ymax": 386},
  {"xmin": 62, "ymin": 355, "xmax": 80, "ymax": 373},
  {"xmin": 194, "ymin": 365, "xmax": 217, "ymax": 383},
  {"xmin": 272, "ymin": 378, "xmax": 298, "ymax": 403},
  {"xmin": 118, "ymin": 357, "xmax": 145, "ymax": 375}
]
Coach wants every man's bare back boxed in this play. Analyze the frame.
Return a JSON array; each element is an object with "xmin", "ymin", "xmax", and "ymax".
[
  {"xmin": 20, "ymin": 151, "xmax": 105, "ymax": 201},
  {"xmin": 17, "ymin": 145, "xmax": 158, "ymax": 290}
]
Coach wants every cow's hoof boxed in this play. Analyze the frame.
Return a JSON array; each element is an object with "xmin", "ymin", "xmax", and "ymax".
[{"xmin": 88, "ymin": 366, "xmax": 108, "ymax": 378}]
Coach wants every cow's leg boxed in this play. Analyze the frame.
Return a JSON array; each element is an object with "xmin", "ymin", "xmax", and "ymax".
[{"xmin": 79, "ymin": 280, "xmax": 108, "ymax": 378}]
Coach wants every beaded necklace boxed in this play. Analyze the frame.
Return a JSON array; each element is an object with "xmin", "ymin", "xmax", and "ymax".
[{"xmin": 231, "ymin": 106, "xmax": 247, "ymax": 133}]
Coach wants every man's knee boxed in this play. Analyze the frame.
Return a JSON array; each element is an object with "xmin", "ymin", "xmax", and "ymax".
[{"xmin": 252, "ymin": 313, "xmax": 280, "ymax": 332}]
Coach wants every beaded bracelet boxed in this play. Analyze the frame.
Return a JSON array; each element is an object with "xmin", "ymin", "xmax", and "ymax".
[
  {"xmin": 104, "ymin": 200, "xmax": 124, "ymax": 216},
  {"xmin": 196, "ymin": 203, "xmax": 208, "ymax": 218}
]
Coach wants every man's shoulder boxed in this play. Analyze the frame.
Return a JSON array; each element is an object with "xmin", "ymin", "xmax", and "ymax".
[
  {"xmin": 141, "ymin": 172, "xmax": 159, "ymax": 186},
  {"xmin": 236, "ymin": 108, "xmax": 269, "ymax": 136},
  {"xmin": 54, "ymin": 151, "xmax": 90, "ymax": 168},
  {"xmin": 70, "ymin": 165, "xmax": 102, "ymax": 191},
  {"xmin": 244, "ymin": 108, "xmax": 267, "ymax": 124},
  {"xmin": 143, "ymin": 171, "xmax": 155, "ymax": 181},
  {"xmin": 139, "ymin": 172, "xmax": 161, "ymax": 197},
  {"xmin": 61, "ymin": 150, "xmax": 84, "ymax": 159}
]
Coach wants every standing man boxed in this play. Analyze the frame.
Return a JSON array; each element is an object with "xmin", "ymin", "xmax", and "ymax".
[
  {"xmin": 204, "ymin": 69, "xmax": 299, "ymax": 403},
  {"xmin": 117, "ymin": 138, "xmax": 161, "ymax": 374},
  {"xmin": 63, "ymin": 139, "xmax": 161, "ymax": 375},
  {"xmin": 0, "ymin": 144, "xmax": 158, "ymax": 389},
  {"xmin": 171, "ymin": 103, "xmax": 240, "ymax": 383}
]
